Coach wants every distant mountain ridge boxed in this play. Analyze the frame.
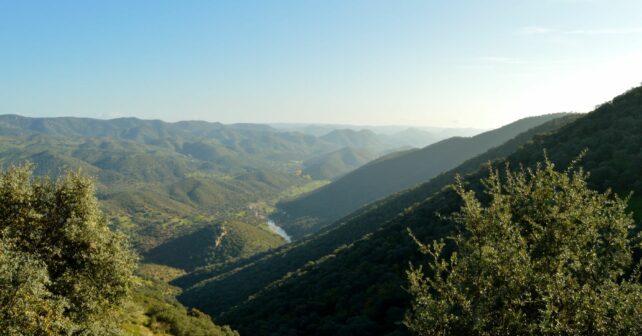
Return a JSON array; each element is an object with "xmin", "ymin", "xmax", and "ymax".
[
  {"xmin": 271, "ymin": 123, "xmax": 485, "ymax": 148},
  {"xmin": 301, "ymin": 147, "xmax": 383, "ymax": 180},
  {"xmin": 0, "ymin": 115, "xmax": 373, "ymax": 258},
  {"xmin": 320, "ymin": 129, "xmax": 387, "ymax": 149}
]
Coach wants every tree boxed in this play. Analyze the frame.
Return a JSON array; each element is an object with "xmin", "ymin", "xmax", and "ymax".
[
  {"xmin": 405, "ymin": 159, "xmax": 642, "ymax": 336},
  {"xmin": 0, "ymin": 237, "xmax": 69, "ymax": 334},
  {"xmin": 0, "ymin": 164, "xmax": 137, "ymax": 335}
]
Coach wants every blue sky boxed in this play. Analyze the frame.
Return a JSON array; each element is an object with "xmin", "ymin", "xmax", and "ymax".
[{"xmin": 1, "ymin": 0, "xmax": 642, "ymax": 128}]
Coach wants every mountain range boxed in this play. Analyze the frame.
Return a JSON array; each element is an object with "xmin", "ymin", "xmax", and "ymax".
[
  {"xmin": 3, "ymin": 85, "xmax": 640, "ymax": 336},
  {"xmin": 174, "ymin": 86, "xmax": 642, "ymax": 335},
  {"xmin": 0, "ymin": 115, "xmax": 387, "ymax": 255},
  {"xmin": 274, "ymin": 113, "xmax": 572, "ymax": 239}
]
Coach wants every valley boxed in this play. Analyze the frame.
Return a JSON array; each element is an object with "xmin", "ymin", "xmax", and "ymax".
[
  {"xmin": 3, "ymin": 2, "xmax": 641, "ymax": 335},
  {"xmin": 0, "ymin": 114, "xmax": 482, "ymax": 273},
  {"xmin": 175, "ymin": 86, "xmax": 642, "ymax": 336},
  {"xmin": 0, "ymin": 103, "xmax": 616, "ymax": 335},
  {"xmin": 1, "ymin": 87, "xmax": 641, "ymax": 335}
]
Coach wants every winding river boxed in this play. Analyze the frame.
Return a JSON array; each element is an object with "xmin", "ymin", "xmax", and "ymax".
[{"xmin": 266, "ymin": 219, "xmax": 292, "ymax": 243}]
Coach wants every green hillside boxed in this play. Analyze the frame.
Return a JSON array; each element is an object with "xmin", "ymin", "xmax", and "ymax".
[
  {"xmin": 275, "ymin": 113, "xmax": 571, "ymax": 239},
  {"xmin": 144, "ymin": 221, "xmax": 285, "ymax": 272},
  {"xmin": 270, "ymin": 124, "xmax": 480, "ymax": 148},
  {"xmin": 0, "ymin": 116, "xmax": 388, "ymax": 257},
  {"xmin": 0, "ymin": 135, "xmax": 284, "ymax": 253},
  {"xmin": 320, "ymin": 129, "xmax": 388, "ymax": 149},
  {"xmin": 302, "ymin": 129, "xmax": 400, "ymax": 180},
  {"xmin": 375, "ymin": 127, "xmax": 442, "ymax": 148},
  {"xmin": 302, "ymin": 146, "xmax": 382, "ymax": 180},
  {"xmin": 177, "ymin": 86, "xmax": 642, "ymax": 335},
  {"xmin": 123, "ymin": 264, "xmax": 239, "ymax": 336},
  {"xmin": 0, "ymin": 116, "xmax": 364, "ymax": 332},
  {"xmin": 174, "ymin": 114, "xmax": 580, "ymax": 326}
]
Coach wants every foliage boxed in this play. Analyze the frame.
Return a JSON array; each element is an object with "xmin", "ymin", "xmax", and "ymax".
[
  {"xmin": 145, "ymin": 220, "xmax": 285, "ymax": 272},
  {"xmin": 178, "ymin": 86, "xmax": 641, "ymax": 335},
  {"xmin": 320, "ymin": 129, "xmax": 387, "ymax": 149},
  {"xmin": 302, "ymin": 146, "xmax": 380, "ymax": 180},
  {"xmin": 0, "ymin": 164, "xmax": 137, "ymax": 335},
  {"xmin": 0, "ymin": 114, "xmax": 383, "ymax": 258},
  {"xmin": 0, "ymin": 237, "xmax": 69, "ymax": 334},
  {"xmin": 122, "ymin": 272, "xmax": 238, "ymax": 336},
  {"xmin": 405, "ymin": 160, "xmax": 642, "ymax": 335},
  {"xmin": 174, "ymin": 115, "xmax": 579, "ymax": 334},
  {"xmin": 137, "ymin": 263, "xmax": 187, "ymax": 283}
]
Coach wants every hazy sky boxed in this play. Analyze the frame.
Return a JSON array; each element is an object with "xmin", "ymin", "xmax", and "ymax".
[{"xmin": 2, "ymin": 0, "xmax": 642, "ymax": 128}]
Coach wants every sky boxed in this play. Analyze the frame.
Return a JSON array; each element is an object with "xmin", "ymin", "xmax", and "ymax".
[{"xmin": 1, "ymin": 0, "xmax": 642, "ymax": 129}]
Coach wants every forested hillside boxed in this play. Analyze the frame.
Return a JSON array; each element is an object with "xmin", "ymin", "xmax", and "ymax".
[
  {"xmin": 302, "ymin": 146, "xmax": 383, "ymax": 180},
  {"xmin": 274, "ymin": 113, "xmax": 571, "ymax": 239},
  {"xmin": 270, "ymin": 123, "xmax": 482, "ymax": 147},
  {"xmin": 0, "ymin": 115, "xmax": 401, "ymax": 261},
  {"xmin": 0, "ymin": 116, "xmax": 405, "ymax": 333},
  {"xmin": 144, "ymin": 220, "xmax": 284, "ymax": 272},
  {"xmin": 124, "ymin": 264, "xmax": 239, "ymax": 335},
  {"xmin": 320, "ymin": 129, "xmax": 387, "ymax": 148},
  {"xmin": 174, "ymin": 114, "xmax": 580, "ymax": 331},
  {"xmin": 177, "ymin": 86, "xmax": 642, "ymax": 335},
  {"xmin": 5, "ymin": 1, "xmax": 639, "ymax": 334},
  {"xmin": 0, "ymin": 164, "xmax": 239, "ymax": 335}
]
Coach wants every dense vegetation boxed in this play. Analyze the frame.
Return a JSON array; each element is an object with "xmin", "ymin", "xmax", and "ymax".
[
  {"xmin": 302, "ymin": 146, "xmax": 382, "ymax": 180},
  {"xmin": 0, "ymin": 115, "xmax": 405, "ymax": 267},
  {"xmin": 145, "ymin": 220, "xmax": 284, "ymax": 271},
  {"xmin": 177, "ymin": 86, "xmax": 642, "ymax": 335},
  {"xmin": 0, "ymin": 164, "xmax": 238, "ymax": 335},
  {"xmin": 319, "ymin": 129, "xmax": 388, "ymax": 149},
  {"xmin": 406, "ymin": 161, "xmax": 642, "ymax": 335},
  {"xmin": 3, "ymin": 86, "xmax": 641, "ymax": 335},
  {"xmin": 0, "ymin": 115, "xmax": 433, "ymax": 334},
  {"xmin": 174, "ymin": 114, "xmax": 579, "ymax": 329},
  {"xmin": 275, "ymin": 113, "xmax": 571, "ymax": 239},
  {"xmin": 122, "ymin": 264, "xmax": 238, "ymax": 336},
  {"xmin": 0, "ymin": 164, "xmax": 137, "ymax": 334},
  {"xmin": 271, "ymin": 124, "xmax": 480, "ymax": 148}
]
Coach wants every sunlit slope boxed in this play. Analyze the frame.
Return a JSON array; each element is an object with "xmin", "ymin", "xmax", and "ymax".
[
  {"xmin": 175, "ymin": 114, "xmax": 579, "ymax": 327},
  {"xmin": 0, "ymin": 116, "xmax": 369, "ymax": 255},
  {"xmin": 182, "ymin": 86, "xmax": 642, "ymax": 335},
  {"xmin": 302, "ymin": 146, "xmax": 383, "ymax": 180},
  {"xmin": 122, "ymin": 264, "xmax": 239, "ymax": 336},
  {"xmin": 275, "ymin": 113, "xmax": 571, "ymax": 239},
  {"xmin": 144, "ymin": 221, "xmax": 285, "ymax": 272}
]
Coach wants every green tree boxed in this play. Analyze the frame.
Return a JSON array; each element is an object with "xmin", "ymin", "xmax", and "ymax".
[
  {"xmin": 0, "ymin": 237, "xmax": 69, "ymax": 334},
  {"xmin": 405, "ymin": 159, "xmax": 642, "ymax": 336},
  {"xmin": 0, "ymin": 164, "xmax": 137, "ymax": 335}
]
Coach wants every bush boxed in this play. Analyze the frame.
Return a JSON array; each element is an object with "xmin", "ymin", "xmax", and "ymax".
[
  {"xmin": 0, "ymin": 164, "xmax": 137, "ymax": 334},
  {"xmin": 405, "ymin": 159, "xmax": 642, "ymax": 335}
]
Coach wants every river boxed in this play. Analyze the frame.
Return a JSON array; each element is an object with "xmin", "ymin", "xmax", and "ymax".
[{"xmin": 266, "ymin": 219, "xmax": 292, "ymax": 243}]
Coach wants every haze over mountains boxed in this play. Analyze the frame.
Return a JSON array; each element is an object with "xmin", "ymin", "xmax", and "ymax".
[
  {"xmin": 176, "ymin": 86, "xmax": 642, "ymax": 336},
  {"xmin": 270, "ymin": 123, "xmax": 484, "ymax": 144},
  {"xmin": 1, "ymin": 86, "xmax": 641, "ymax": 336},
  {"xmin": 4, "ymin": 1, "xmax": 642, "ymax": 334},
  {"xmin": 0, "ymin": 114, "xmax": 476, "ymax": 258}
]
